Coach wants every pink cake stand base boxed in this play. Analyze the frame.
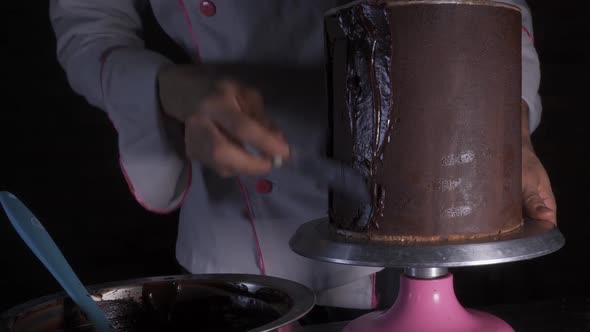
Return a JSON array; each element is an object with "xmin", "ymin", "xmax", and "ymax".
[{"xmin": 343, "ymin": 273, "xmax": 514, "ymax": 332}]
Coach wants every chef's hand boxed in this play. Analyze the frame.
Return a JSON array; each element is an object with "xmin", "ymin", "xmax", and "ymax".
[
  {"xmin": 521, "ymin": 101, "xmax": 557, "ymax": 224},
  {"xmin": 158, "ymin": 65, "xmax": 290, "ymax": 177}
]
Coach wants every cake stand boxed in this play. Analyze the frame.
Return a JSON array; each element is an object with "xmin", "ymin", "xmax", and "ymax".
[{"xmin": 290, "ymin": 218, "xmax": 564, "ymax": 332}]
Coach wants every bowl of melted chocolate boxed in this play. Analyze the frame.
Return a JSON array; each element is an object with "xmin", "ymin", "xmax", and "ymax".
[{"xmin": 0, "ymin": 274, "xmax": 315, "ymax": 332}]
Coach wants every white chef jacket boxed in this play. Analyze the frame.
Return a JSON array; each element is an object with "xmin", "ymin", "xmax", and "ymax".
[{"xmin": 49, "ymin": 0, "xmax": 541, "ymax": 309}]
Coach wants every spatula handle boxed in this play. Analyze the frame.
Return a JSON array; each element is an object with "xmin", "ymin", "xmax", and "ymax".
[{"xmin": 0, "ymin": 192, "xmax": 114, "ymax": 332}]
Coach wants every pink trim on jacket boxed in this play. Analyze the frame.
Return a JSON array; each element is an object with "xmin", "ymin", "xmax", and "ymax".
[
  {"xmin": 118, "ymin": 158, "xmax": 193, "ymax": 215},
  {"xmin": 522, "ymin": 25, "xmax": 535, "ymax": 45},
  {"xmin": 178, "ymin": 0, "xmax": 202, "ymax": 62},
  {"xmin": 238, "ymin": 179, "xmax": 267, "ymax": 275},
  {"xmin": 371, "ymin": 273, "xmax": 378, "ymax": 309}
]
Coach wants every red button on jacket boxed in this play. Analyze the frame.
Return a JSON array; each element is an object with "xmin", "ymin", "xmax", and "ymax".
[
  {"xmin": 200, "ymin": 1, "xmax": 216, "ymax": 17},
  {"xmin": 256, "ymin": 179, "xmax": 273, "ymax": 194}
]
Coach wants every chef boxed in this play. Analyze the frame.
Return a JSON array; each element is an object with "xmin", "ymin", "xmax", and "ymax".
[{"xmin": 49, "ymin": 0, "xmax": 555, "ymax": 315}]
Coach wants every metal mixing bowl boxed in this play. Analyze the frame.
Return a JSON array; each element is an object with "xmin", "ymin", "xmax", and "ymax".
[{"xmin": 0, "ymin": 274, "xmax": 315, "ymax": 332}]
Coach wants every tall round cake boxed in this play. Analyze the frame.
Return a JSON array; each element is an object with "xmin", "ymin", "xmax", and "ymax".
[{"xmin": 326, "ymin": 0, "xmax": 523, "ymax": 242}]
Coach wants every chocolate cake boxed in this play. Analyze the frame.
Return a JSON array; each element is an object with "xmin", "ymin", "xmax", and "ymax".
[{"xmin": 326, "ymin": 0, "xmax": 523, "ymax": 241}]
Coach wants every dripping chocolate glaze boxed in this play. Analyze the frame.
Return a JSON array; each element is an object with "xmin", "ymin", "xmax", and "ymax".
[{"xmin": 328, "ymin": 2, "xmax": 393, "ymax": 231}]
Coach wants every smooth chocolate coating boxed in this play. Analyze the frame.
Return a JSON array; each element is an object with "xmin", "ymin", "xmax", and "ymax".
[{"xmin": 327, "ymin": 0, "xmax": 523, "ymax": 240}]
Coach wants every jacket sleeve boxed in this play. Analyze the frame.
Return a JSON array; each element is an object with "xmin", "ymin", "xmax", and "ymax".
[
  {"xmin": 496, "ymin": 0, "xmax": 543, "ymax": 132},
  {"xmin": 50, "ymin": 0, "xmax": 191, "ymax": 213}
]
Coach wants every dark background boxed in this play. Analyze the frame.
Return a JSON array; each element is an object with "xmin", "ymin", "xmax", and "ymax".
[{"xmin": 1, "ymin": 0, "xmax": 587, "ymax": 320}]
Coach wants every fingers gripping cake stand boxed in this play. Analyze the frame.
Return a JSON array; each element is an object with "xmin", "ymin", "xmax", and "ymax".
[
  {"xmin": 290, "ymin": 218, "xmax": 564, "ymax": 332},
  {"xmin": 291, "ymin": 0, "xmax": 565, "ymax": 331}
]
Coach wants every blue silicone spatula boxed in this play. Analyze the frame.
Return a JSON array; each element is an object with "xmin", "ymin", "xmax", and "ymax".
[{"xmin": 0, "ymin": 192, "xmax": 115, "ymax": 332}]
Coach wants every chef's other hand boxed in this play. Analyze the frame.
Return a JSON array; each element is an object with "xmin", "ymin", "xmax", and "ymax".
[
  {"xmin": 158, "ymin": 65, "xmax": 290, "ymax": 177},
  {"xmin": 521, "ymin": 101, "xmax": 556, "ymax": 224}
]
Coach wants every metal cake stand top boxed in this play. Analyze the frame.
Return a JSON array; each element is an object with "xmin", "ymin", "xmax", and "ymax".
[{"xmin": 289, "ymin": 218, "xmax": 565, "ymax": 268}]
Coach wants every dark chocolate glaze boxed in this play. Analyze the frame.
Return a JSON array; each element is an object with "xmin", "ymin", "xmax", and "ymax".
[
  {"xmin": 327, "ymin": 0, "xmax": 523, "ymax": 240},
  {"xmin": 61, "ymin": 282, "xmax": 284, "ymax": 332},
  {"xmin": 327, "ymin": 1, "xmax": 393, "ymax": 231}
]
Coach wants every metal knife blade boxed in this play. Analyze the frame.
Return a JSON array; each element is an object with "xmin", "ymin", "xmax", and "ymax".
[
  {"xmin": 285, "ymin": 149, "xmax": 371, "ymax": 204},
  {"xmin": 244, "ymin": 143, "xmax": 371, "ymax": 204}
]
